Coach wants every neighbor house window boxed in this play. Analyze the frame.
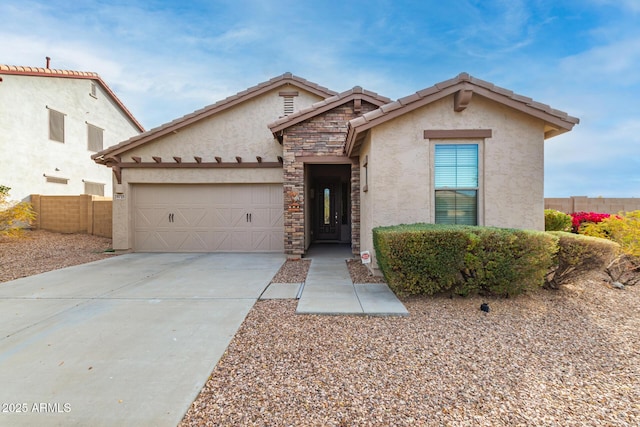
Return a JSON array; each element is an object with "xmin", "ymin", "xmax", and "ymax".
[
  {"xmin": 83, "ymin": 180, "xmax": 105, "ymax": 196},
  {"xmin": 44, "ymin": 174, "xmax": 69, "ymax": 184},
  {"xmin": 434, "ymin": 144, "xmax": 478, "ymax": 225},
  {"xmin": 48, "ymin": 108, "xmax": 65, "ymax": 142},
  {"xmin": 87, "ymin": 123, "xmax": 104, "ymax": 152}
]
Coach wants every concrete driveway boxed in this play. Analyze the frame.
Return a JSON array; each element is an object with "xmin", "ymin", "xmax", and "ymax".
[{"xmin": 0, "ymin": 252, "xmax": 285, "ymax": 427}]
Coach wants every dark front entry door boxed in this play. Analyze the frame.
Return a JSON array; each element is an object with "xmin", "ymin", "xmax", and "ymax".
[{"xmin": 315, "ymin": 180, "xmax": 340, "ymax": 240}]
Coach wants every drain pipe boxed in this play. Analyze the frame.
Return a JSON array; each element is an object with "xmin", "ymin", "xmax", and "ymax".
[{"xmin": 296, "ymin": 281, "xmax": 305, "ymax": 300}]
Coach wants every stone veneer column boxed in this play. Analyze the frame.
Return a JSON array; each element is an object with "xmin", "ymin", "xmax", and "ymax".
[
  {"xmin": 283, "ymin": 149, "xmax": 305, "ymax": 256},
  {"xmin": 350, "ymin": 159, "xmax": 360, "ymax": 254}
]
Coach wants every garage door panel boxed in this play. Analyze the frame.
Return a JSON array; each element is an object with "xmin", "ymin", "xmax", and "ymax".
[
  {"xmin": 174, "ymin": 208, "xmax": 208, "ymax": 227},
  {"xmin": 135, "ymin": 231, "xmax": 170, "ymax": 252},
  {"xmin": 209, "ymin": 231, "xmax": 232, "ymax": 251},
  {"xmin": 135, "ymin": 207, "xmax": 169, "ymax": 228},
  {"xmin": 133, "ymin": 184, "xmax": 283, "ymax": 252}
]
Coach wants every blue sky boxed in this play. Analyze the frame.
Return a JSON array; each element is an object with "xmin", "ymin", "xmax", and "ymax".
[{"xmin": 2, "ymin": 0, "xmax": 639, "ymax": 197}]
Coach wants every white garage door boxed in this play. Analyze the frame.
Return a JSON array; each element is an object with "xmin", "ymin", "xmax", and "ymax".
[{"xmin": 132, "ymin": 184, "xmax": 284, "ymax": 252}]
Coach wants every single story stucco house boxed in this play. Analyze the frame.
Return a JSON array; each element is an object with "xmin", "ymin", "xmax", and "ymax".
[{"xmin": 93, "ymin": 72, "xmax": 579, "ymax": 269}]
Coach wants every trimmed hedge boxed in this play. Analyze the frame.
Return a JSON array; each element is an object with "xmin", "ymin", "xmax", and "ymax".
[
  {"xmin": 546, "ymin": 231, "xmax": 621, "ymax": 287},
  {"xmin": 373, "ymin": 224, "xmax": 558, "ymax": 297}
]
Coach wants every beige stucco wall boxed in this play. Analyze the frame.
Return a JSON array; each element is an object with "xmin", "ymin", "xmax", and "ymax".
[
  {"xmin": 0, "ymin": 74, "xmax": 140, "ymax": 201},
  {"xmin": 111, "ymin": 86, "xmax": 323, "ymax": 250},
  {"xmin": 360, "ymin": 94, "xmax": 546, "ymax": 268}
]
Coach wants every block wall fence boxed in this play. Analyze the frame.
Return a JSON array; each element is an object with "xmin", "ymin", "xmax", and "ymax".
[
  {"xmin": 545, "ymin": 196, "xmax": 640, "ymax": 214},
  {"xmin": 30, "ymin": 194, "xmax": 112, "ymax": 238}
]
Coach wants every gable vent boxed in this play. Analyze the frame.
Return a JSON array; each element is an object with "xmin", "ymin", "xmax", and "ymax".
[
  {"xmin": 283, "ymin": 96, "xmax": 294, "ymax": 116},
  {"xmin": 279, "ymin": 90, "xmax": 299, "ymax": 117}
]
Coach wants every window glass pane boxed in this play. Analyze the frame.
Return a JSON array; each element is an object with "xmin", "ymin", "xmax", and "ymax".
[
  {"xmin": 435, "ymin": 144, "xmax": 477, "ymax": 188},
  {"xmin": 435, "ymin": 190, "xmax": 477, "ymax": 225},
  {"xmin": 323, "ymin": 188, "xmax": 330, "ymax": 225}
]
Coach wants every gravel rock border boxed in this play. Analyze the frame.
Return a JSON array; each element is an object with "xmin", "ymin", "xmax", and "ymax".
[
  {"xmin": 271, "ymin": 258, "xmax": 385, "ymax": 284},
  {"xmin": 181, "ymin": 280, "xmax": 639, "ymax": 426},
  {"xmin": 0, "ymin": 230, "xmax": 117, "ymax": 283}
]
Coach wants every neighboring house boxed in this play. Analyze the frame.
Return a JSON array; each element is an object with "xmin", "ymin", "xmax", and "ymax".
[
  {"xmin": 0, "ymin": 63, "xmax": 143, "ymax": 201},
  {"xmin": 93, "ymin": 72, "xmax": 578, "ymax": 269}
]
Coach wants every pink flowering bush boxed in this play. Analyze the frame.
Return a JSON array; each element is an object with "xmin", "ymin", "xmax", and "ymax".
[{"xmin": 570, "ymin": 211, "xmax": 612, "ymax": 233}]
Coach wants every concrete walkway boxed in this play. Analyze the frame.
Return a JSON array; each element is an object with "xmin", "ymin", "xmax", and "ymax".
[{"xmin": 296, "ymin": 244, "xmax": 408, "ymax": 316}]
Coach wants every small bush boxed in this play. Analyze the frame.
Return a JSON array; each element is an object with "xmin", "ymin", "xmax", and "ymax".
[
  {"xmin": 373, "ymin": 224, "xmax": 557, "ymax": 297},
  {"xmin": 570, "ymin": 211, "xmax": 611, "ymax": 233},
  {"xmin": 546, "ymin": 231, "xmax": 621, "ymax": 287},
  {"xmin": 0, "ymin": 185, "xmax": 36, "ymax": 238},
  {"xmin": 545, "ymin": 209, "xmax": 572, "ymax": 232},
  {"xmin": 580, "ymin": 211, "xmax": 640, "ymax": 257}
]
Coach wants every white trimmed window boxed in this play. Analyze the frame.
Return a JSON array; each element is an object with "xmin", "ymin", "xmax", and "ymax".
[{"xmin": 434, "ymin": 144, "xmax": 478, "ymax": 225}]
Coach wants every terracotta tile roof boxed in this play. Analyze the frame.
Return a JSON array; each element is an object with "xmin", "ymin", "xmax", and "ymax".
[
  {"xmin": 0, "ymin": 64, "xmax": 144, "ymax": 132},
  {"xmin": 93, "ymin": 72, "xmax": 337, "ymax": 162},
  {"xmin": 268, "ymin": 86, "xmax": 392, "ymax": 134},
  {"xmin": 345, "ymin": 72, "xmax": 580, "ymax": 156}
]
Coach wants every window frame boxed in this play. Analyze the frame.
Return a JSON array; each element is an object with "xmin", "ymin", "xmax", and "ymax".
[{"xmin": 430, "ymin": 140, "xmax": 484, "ymax": 226}]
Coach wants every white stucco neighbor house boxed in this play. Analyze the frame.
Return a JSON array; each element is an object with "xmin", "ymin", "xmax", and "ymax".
[
  {"xmin": 0, "ymin": 62, "xmax": 144, "ymax": 201},
  {"xmin": 93, "ymin": 72, "xmax": 579, "ymax": 269}
]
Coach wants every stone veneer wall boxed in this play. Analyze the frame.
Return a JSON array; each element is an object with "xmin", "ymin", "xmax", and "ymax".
[{"xmin": 282, "ymin": 100, "xmax": 379, "ymax": 255}]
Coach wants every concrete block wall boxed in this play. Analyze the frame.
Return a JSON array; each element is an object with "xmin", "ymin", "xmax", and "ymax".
[
  {"xmin": 30, "ymin": 194, "xmax": 112, "ymax": 237},
  {"xmin": 545, "ymin": 196, "xmax": 640, "ymax": 215},
  {"xmin": 91, "ymin": 200, "xmax": 113, "ymax": 238}
]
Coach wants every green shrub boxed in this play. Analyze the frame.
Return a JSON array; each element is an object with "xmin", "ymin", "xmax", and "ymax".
[
  {"xmin": 373, "ymin": 224, "xmax": 469, "ymax": 295},
  {"xmin": 373, "ymin": 224, "xmax": 557, "ymax": 297},
  {"xmin": 544, "ymin": 209, "xmax": 572, "ymax": 232},
  {"xmin": 546, "ymin": 231, "xmax": 621, "ymax": 287}
]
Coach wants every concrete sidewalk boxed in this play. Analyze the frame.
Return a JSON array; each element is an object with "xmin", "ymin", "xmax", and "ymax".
[
  {"xmin": 296, "ymin": 244, "xmax": 408, "ymax": 316},
  {"xmin": 0, "ymin": 252, "xmax": 285, "ymax": 427}
]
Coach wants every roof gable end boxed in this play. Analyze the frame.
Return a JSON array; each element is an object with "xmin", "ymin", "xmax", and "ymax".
[
  {"xmin": 268, "ymin": 86, "xmax": 392, "ymax": 137},
  {"xmin": 0, "ymin": 64, "xmax": 144, "ymax": 132},
  {"xmin": 93, "ymin": 72, "xmax": 337, "ymax": 162},
  {"xmin": 345, "ymin": 72, "xmax": 580, "ymax": 156}
]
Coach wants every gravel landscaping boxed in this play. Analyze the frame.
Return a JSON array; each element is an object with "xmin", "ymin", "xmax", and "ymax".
[
  {"xmin": 2, "ymin": 232, "xmax": 638, "ymax": 426},
  {"xmin": 0, "ymin": 230, "xmax": 117, "ymax": 283}
]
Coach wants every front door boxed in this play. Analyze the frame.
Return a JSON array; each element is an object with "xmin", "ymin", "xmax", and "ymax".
[{"xmin": 315, "ymin": 179, "xmax": 340, "ymax": 240}]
